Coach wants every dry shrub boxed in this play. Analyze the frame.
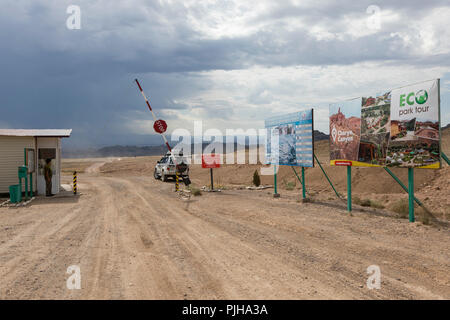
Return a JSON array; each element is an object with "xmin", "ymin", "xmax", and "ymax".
[
  {"xmin": 416, "ymin": 207, "xmax": 431, "ymax": 225},
  {"xmin": 189, "ymin": 186, "xmax": 202, "ymax": 196},
  {"xmin": 368, "ymin": 200, "xmax": 385, "ymax": 209},
  {"xmin": 285, "ymin": 181, "xmax": 296, "ymax": 191},
  {"xmin": 391, "ymin": 199, "xmax": 409, "ymax": 218},
  {"xmin": 355, "ymin": 197, "xmax": 385, "ymax": 209}
]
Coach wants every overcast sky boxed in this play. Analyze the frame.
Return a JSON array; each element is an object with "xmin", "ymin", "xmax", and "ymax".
[{"xmin": 1, "ymin": 0, "xmax": 449, "ymax": 148}]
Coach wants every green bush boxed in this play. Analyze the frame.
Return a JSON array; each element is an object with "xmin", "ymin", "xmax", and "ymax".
[{"xmin": 253, "ymin": 170, "xmax": 261, "ymax": 187}]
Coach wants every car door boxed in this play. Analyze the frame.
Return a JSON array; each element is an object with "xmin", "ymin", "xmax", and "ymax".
[
  {"xmin": 165, "ymin": 157, "xmax": 174, "ymax": 174},
  {"xmin": 156, "ymin": 157, "xmax": 166, "ymax": 175}
]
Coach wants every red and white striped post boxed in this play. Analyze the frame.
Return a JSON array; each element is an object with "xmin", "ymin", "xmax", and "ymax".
[{"xmin": 135, "ymin": 79, "xmax": 180, "ymax": 191}]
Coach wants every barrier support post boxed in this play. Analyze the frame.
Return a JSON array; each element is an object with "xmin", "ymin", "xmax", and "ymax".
[
  {"xmin": 408, "ymin": 168, "xmax": 415, "ymax": 222},
  {"xmin": 73, "ymin": 171, "xmax": 77, "ymax": 195},
  {"xmin": 347, "ymin": 166, "xmax": 352, "ymax": 212}
]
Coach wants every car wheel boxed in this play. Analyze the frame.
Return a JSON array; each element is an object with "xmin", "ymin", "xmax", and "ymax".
[
  {"xmin": 162, "ymin": 172, "xmax": 168, "ymax": 182},
  {"xmin": 154, "ymin": 169, "xmax": 160, "ymax": 180}
]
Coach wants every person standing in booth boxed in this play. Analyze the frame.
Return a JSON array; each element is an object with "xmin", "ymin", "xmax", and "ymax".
[{"xmin": 44, "ymin": 159, "xmax": 53, "ymax": 197}]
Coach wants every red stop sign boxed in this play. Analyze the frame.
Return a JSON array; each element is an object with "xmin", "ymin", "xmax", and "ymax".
[{"xmin": 153, "ymin": 119, "xmax": 167, "ymax": 134}]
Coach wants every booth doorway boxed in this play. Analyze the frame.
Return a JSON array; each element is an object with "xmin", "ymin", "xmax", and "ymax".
[{"xmin": 37, "ymin": 148, "xmax": 59, "ymax": 195}]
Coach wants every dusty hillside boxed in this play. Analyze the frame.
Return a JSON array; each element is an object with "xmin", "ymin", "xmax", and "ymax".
[{"xmin": 96, "ymin": 127, "xmax": 449, "ymax": 220}]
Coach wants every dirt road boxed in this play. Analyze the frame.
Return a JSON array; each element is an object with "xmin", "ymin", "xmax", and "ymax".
[{"xmin": 0, "ymin": 161, "xmax": 448, "ymax": 299}]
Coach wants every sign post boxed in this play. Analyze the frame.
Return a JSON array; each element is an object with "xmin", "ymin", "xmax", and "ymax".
[
  {"xmin": 202, "ymin": 154, "xmax": 221, "ymax": 191},
  {"xmin": 347, "ymin": 166, "xmax": 352, "ymax": 212},
  {"xmin": 291, "ymin": 166, "xmax": 307, "ymax": 201},
  {"xmin": 274, "ymin": 165, "xmax": 280, "ymax": 198},
  {"xmin": 301, "ymin": 167, "xmax": 306, "ymax": 200},
  {"xmin": 210, "ymin": 168, "xmax": 214, "ymax": 191},
  {"xmin": 442, "ymin": 152, "xmax": 450, "ymax": 165},
  {"xmin": 408, "ymin": 168, "xmax": 415, "ymax": 222}
]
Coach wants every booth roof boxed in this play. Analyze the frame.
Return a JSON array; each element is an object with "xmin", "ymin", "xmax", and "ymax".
[{"xmin": 0, "ymin": 129, "xmax": 72, "ymax": 137}]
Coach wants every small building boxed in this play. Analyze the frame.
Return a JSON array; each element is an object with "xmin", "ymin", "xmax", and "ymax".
[{"xmin": 0, "ymin": 129, "xmax": 72, "ymax": 196}]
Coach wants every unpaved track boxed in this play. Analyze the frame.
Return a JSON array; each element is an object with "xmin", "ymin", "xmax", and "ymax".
[{"xmin": 0, "ymin": 166, "xmax": 448, "ymax": 299}]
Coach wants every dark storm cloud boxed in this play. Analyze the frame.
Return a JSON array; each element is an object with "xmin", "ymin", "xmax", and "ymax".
[{"xmin": 0, "ymin": 0, "xmax": 448, "ymax": 147}]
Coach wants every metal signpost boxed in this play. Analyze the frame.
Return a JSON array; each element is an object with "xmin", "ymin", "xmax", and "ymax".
[
  {"xmin": 347, "ymin": 166, "xmax": 352, "ymax": 212},
  {"xmin": 408, "ymin": 168, "xmax": 414, "ymax": 222},
  {"xmin": 331, "ymin": 161, "xmax": 353, "ymax": 212},
  {"xmin": 202, "ymin": 154, "xmax": 221, "ymax": 191},
  {"xmin": 273, "ymin": 165, "xmax": 279, "ymax": 198}
]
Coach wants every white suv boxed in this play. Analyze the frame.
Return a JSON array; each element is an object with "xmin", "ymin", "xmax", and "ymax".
[{"xmin": 154, "ymin": 152, "xmax": 190, "ymax": 185}]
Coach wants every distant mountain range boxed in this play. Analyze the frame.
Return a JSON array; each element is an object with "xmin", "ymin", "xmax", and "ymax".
[
  {"xmin": 62, "ymin": 125, "xmax": 450, "ymax": 158},
  {"xmin": 62, "ymin": 130, "xmax": 330, "ymax": 158}
]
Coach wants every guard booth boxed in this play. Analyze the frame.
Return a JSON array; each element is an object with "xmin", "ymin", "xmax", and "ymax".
[
  {"xmin": 36, "ymin": 138, "xmax": 61, "ymax": 195},
  {"xmin": 0, "ymin": 129, "xmax": 72, "ymax": 196}
]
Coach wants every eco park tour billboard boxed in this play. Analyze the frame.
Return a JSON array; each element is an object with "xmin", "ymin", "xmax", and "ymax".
[
  {"xmin": 265, "ymin": 109, "xmax": 314, "ymax": 167},
  {"xmin": 329, "ymin": 79, "xmax": 441, "ymax": 169}
]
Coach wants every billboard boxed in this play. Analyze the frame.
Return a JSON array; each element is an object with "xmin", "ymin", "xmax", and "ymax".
[
  {"xmin": 329, "ymin": 98, "xmax": 362, "ymax": 164},
  {"xmin": 330, "ymin": 79, "xmax": 441, "ymax": 169},
  {"xmin": 265, "ymin": 109, "xmax": 314, "ymax": 167}
]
